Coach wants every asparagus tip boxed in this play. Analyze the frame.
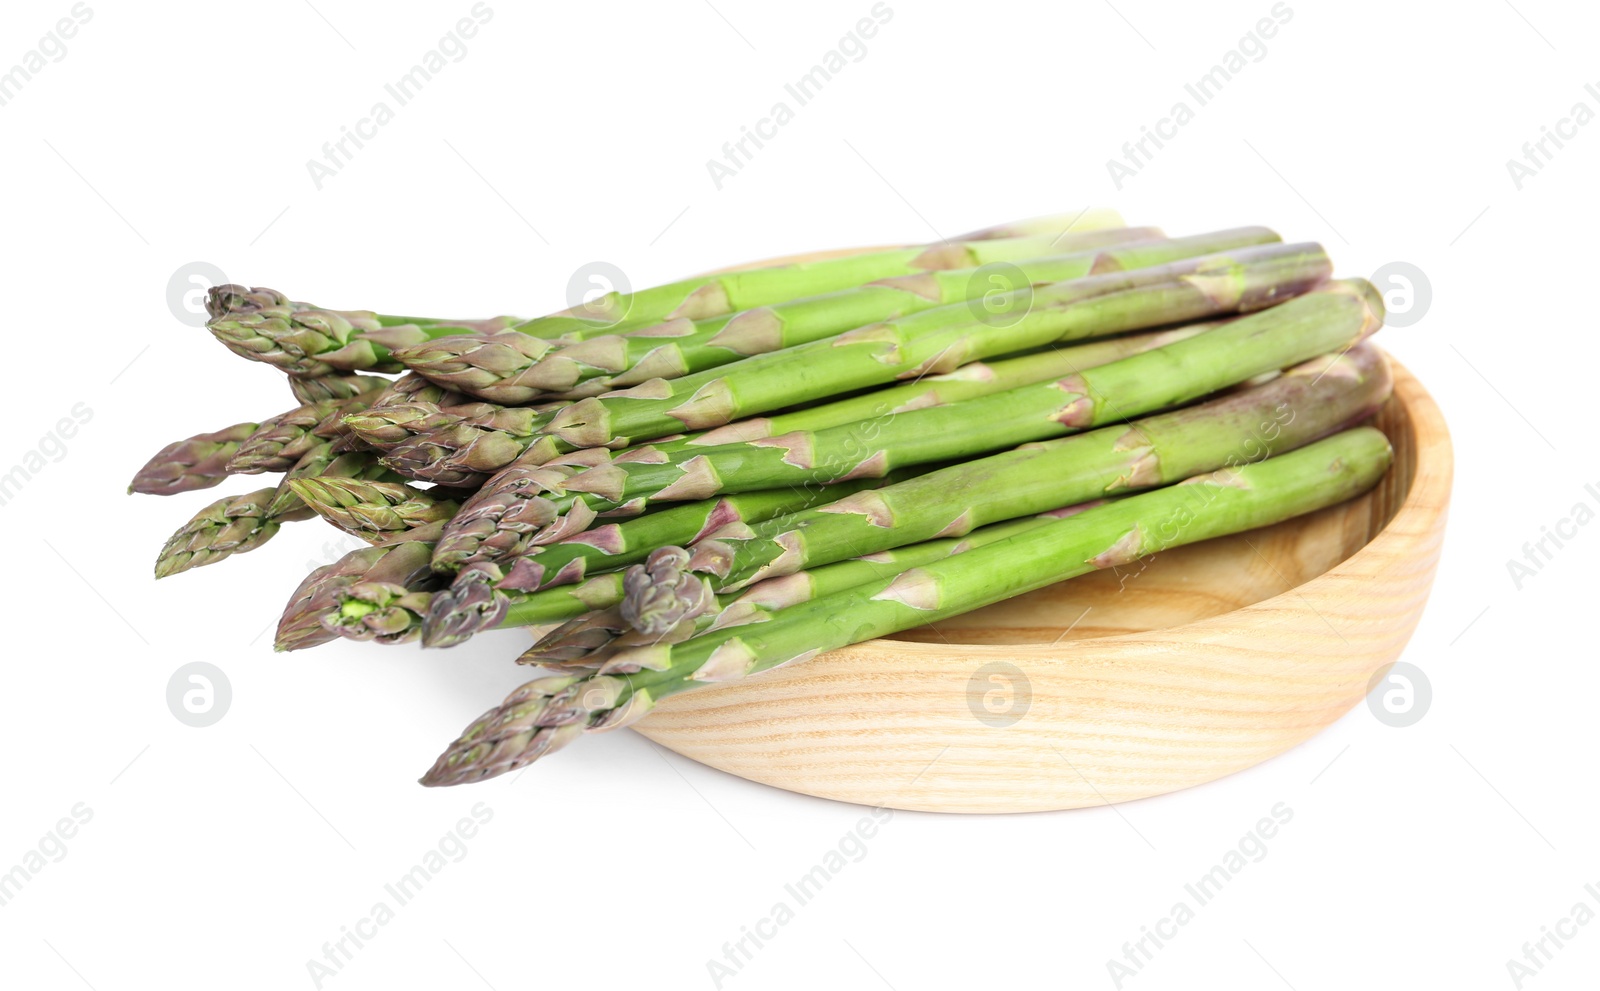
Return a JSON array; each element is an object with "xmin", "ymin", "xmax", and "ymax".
[
  {"xmin": 620, "ymin": 546, "xmax": 717, "ymax": 636},
  {"xmin": 419, "ymin": 567, "xmax": 509, "ymax": 648}
]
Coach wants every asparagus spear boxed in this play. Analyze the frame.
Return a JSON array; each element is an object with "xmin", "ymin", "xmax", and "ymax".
[
  {"xmin": 414, "ymin": 329, "xmax": 1219, "ymax": 631},
  {"xmin": 537, "ymin": 242, "xmax": 1330, "ymax": 448},
  {"xmin": 274, "ymin": 522, "xmax": 447, "ymax": 651},
  {"xmin": 365, "ymin": 371, "xmax": 474, "ymax": 410},
  {"xmin": 619, "ymin": 547, "xmax": 716, "ymax": 636},
  {"xmin": 284, "ymin": 450, "xmax": 927, "ymax": 646},
  {"xmin": 674, "ymin": 343, "xmax": 1392, "ymax": 595},
  {"xmin": 205, "ymin": 284, "xmax": 518, "ymax": 329},
  {"xmin": 528, "ymin": 507, "xmax": 1090, "ymax": 669},
  {"xmin": 229, "ymin": 393, "xmax": 381, "ymax": 474},
  {"xmin": 446, "ymin": 279, "xmax": 1381, "ymax": 556},
  {"xmin": 153, "ymin": 446, "xmax": 391, "ymax": 577},
  {"xmin": 206, "ymin": 293, "xmax": 523, "ymax": 378},
  {"xmin": 375, "ymin": 242, "xmax": 1331, "ymax": 484},
  {"xmin": 345, "ymin": 403, "xmax": 546, "ymax": 483},
  {"xmin": 266, "ymin": 445, "xmax": 390, "ymax": 517},
  {"xmin": 342, "ymin": 400, "xmax": 500, "ymax": 450},
  {"xmin": 204, "ymin": 212, "xmax": 1112, "ymax": 325},
  {"xmin": 288, "ymin": 477, "xmax": 461, "ymax": 537},
  {"xmin": 548, "ymin": 229, "xmax": 1265, "ymax": 398},
  {"xmin": 605, "ymin": 431, "xmax": 1394, "ymax": 680},
  {"xmin": 429, "ymin": 326, "xmax": 1382, "ymax": 648},
  {"xmin": 303, "ymin": 471, "xmax": 927, "ymax": 651},
  {"xmin": 206, "ymin": 285, "xmax": 289, "ymax": 319},
  {"xmin": 391, "ymin": 225, "xmax": 1211, "ymax": 402},
  {"xmin": 415, "ymin": 283, "xmax": 1373, "ymax": 648},
  {"xmin": 288, "ymin": 373, "xmax": 389, "ymax": 405},
  {"xmin": 356, "ymin": 327, "xmax": 1206, "ymax": 475},
  {"xmin": 341, "ymin": 395, "xmax": 574, "ymax": 467},
  {"xmin": 128, "ymin": 422, "xmax": 260, "ymax": 495},
  {"xmin": 420, "ymin": 428, "xmax": 1393, "ymax": 785},
  {"xmin": 415, "ymin": 327, "xmax": 1209, "ymax": 590},
  {"xmin": 605, "ymin": 324, "xmax": 1213, "ymax": 462},
  {"xmin": 455, "ymin": 571, "xmax": 626, "ymax": 635},
  {"xmin": 498, "ymin": 216, "xmax": 1128, "ymax": 341},
  {"xmin": 318, "ymin": 373, "xmax": 465, "ymax": 457},
  {"xmin": 209, "ymin": 211, "xmax": 1113, "ymax": 347},
  {"xmin": 413, "ymin": 475, "xmax": 918, "ymax": 647},
  {"xmin": 453, "ymin": 471, "xmax": 922, "ymax": 587},
  {"xmin": 322, "ymin": 580, "xmax": 438, "ymax": 645},
  {"xmin": 155, "ymin": 489, "xmax": 315, "ymax": 578},
  {"xmin": 205, "ymin": 222, "xmax": 1128, "ymax": 377}
]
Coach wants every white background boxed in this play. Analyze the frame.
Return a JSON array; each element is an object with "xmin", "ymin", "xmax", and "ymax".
[{"xmin": 1, "ymin": 0, "xmax": 1595, "ymax": 988}]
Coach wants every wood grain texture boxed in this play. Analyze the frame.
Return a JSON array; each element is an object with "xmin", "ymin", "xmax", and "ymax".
[{"xmin": 632, "ymin": 352, "xmax": 1451, "ymax": 813}]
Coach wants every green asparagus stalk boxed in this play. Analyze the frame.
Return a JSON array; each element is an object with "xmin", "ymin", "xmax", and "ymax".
[
  {"xmin": 390, "ymin": 225, "xmax": 1162, "ymax": 405},
  {"xmin": 205, "ymin": 220, "xmax": 1127, "ymax": 377},
  {"xmin": 603, "ymin": 324, "xmax": 1213, "ymax": 462},
  {"xmin": 128, "ymin": 421, "xmax": 260, "ymax": 495},
  {"xmin": 522, "ymin": 505, "xmax": 1092, "ymax": 669},
  {"xmin": 545, "ymin": 229, "xmax": 1268, "ymax": 398},
  {"xmin": 375, "ymin": 242, "xmax": 1331, "ymax": 484},
  {"xmin": 346, "ymin": 485, "xmax": 873, "ymax": 649},
  {"xmin": 417, "ymin": 474, "xmax": 921, "ymax": 647},
  {"xmin": 448, "ymin": 278, "xmax": 1380, "ymax": 550},
  {"xmin": 415, "ymin": 282, "xmax": 1374, "ymax": 648},
  {"xmin": 292, "ymin": 454, "xmax": 889, "ymax": 645},
  {"xmin": 204, "ymin": 284, "xmax": 517, "ymax": 329},
  {"xmin": 466, "ymin": 571, "xmax": 629, "ymax": 631},
  {"xmin": 499, "ymin": 214, "xmax": 1127, "ymax": 340},
  {"xmin": 536, "ymin": 242, "xmax": 1331, "ymax": 449},
  {"xmin": 358, "ymin": 326, "xmax": 1205, "ymax": 484},
  {"xmin": 484, "ymin": 339, "xmax": 1387, "ymax": 654},
  {"xmin": 391, "ymin": 225, "xmax": 1213, "ymax": 402},
  {"xmin": 206, "ymin": 212, "xmax": 1113, "ymax": 325},
  {"xmin": 674, "ymin": 343, "xmax": 1392, "ymax": 595},
  {"xmin": 444, "ymin": 469, "xmax": 923, "ymax": 585},
  {"xmin": 415, "ymin": 326, "xmax": 1210, "ymax": 586},
  {"xmin": 420, "ymin": 428, "xmax": 1393, "ymax": 784}
]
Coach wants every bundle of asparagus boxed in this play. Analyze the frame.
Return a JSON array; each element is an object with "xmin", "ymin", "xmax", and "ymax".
[{"xmin": 134, "ymin": 209, "xmax": 1396, "ymax": 788}]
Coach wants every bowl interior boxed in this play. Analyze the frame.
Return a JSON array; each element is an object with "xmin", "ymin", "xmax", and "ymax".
[{"xmin": 889, "ymin": 376, "xmax": 1419, "ymax": 646}]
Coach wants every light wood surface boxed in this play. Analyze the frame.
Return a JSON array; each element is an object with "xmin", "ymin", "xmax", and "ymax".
[{"xmin": 633, "ymin": 347, "xmax": 1452, "ymax": 812}]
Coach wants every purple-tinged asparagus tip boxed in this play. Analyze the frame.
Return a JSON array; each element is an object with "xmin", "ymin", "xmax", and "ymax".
[
  {"xmin": 420, "ymin": 564, "xmax": 510, "ymax": 648},
  {"xmin": 206, "ymin": 284, "xmax": 291, "ymax": 320},
  {"xmin": 620, "ymin": 546, "xmax": 717, "ymax": 636},
  {"xmin": 418, "ymin": 674, "xmax": 630, "ymax": 787},
  {"xmin": 129, "ymin": 422, "xmax": 260, "ymax": 496}
]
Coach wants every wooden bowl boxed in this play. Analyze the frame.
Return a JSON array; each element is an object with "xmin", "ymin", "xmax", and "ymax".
[
  {"xmin": 636, "ymin": 355, "xmax": 1450, "ymax": 813},
  {"xmin": 632, "ymin": 252, "xmax": 1452, "ymax": 813}
]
